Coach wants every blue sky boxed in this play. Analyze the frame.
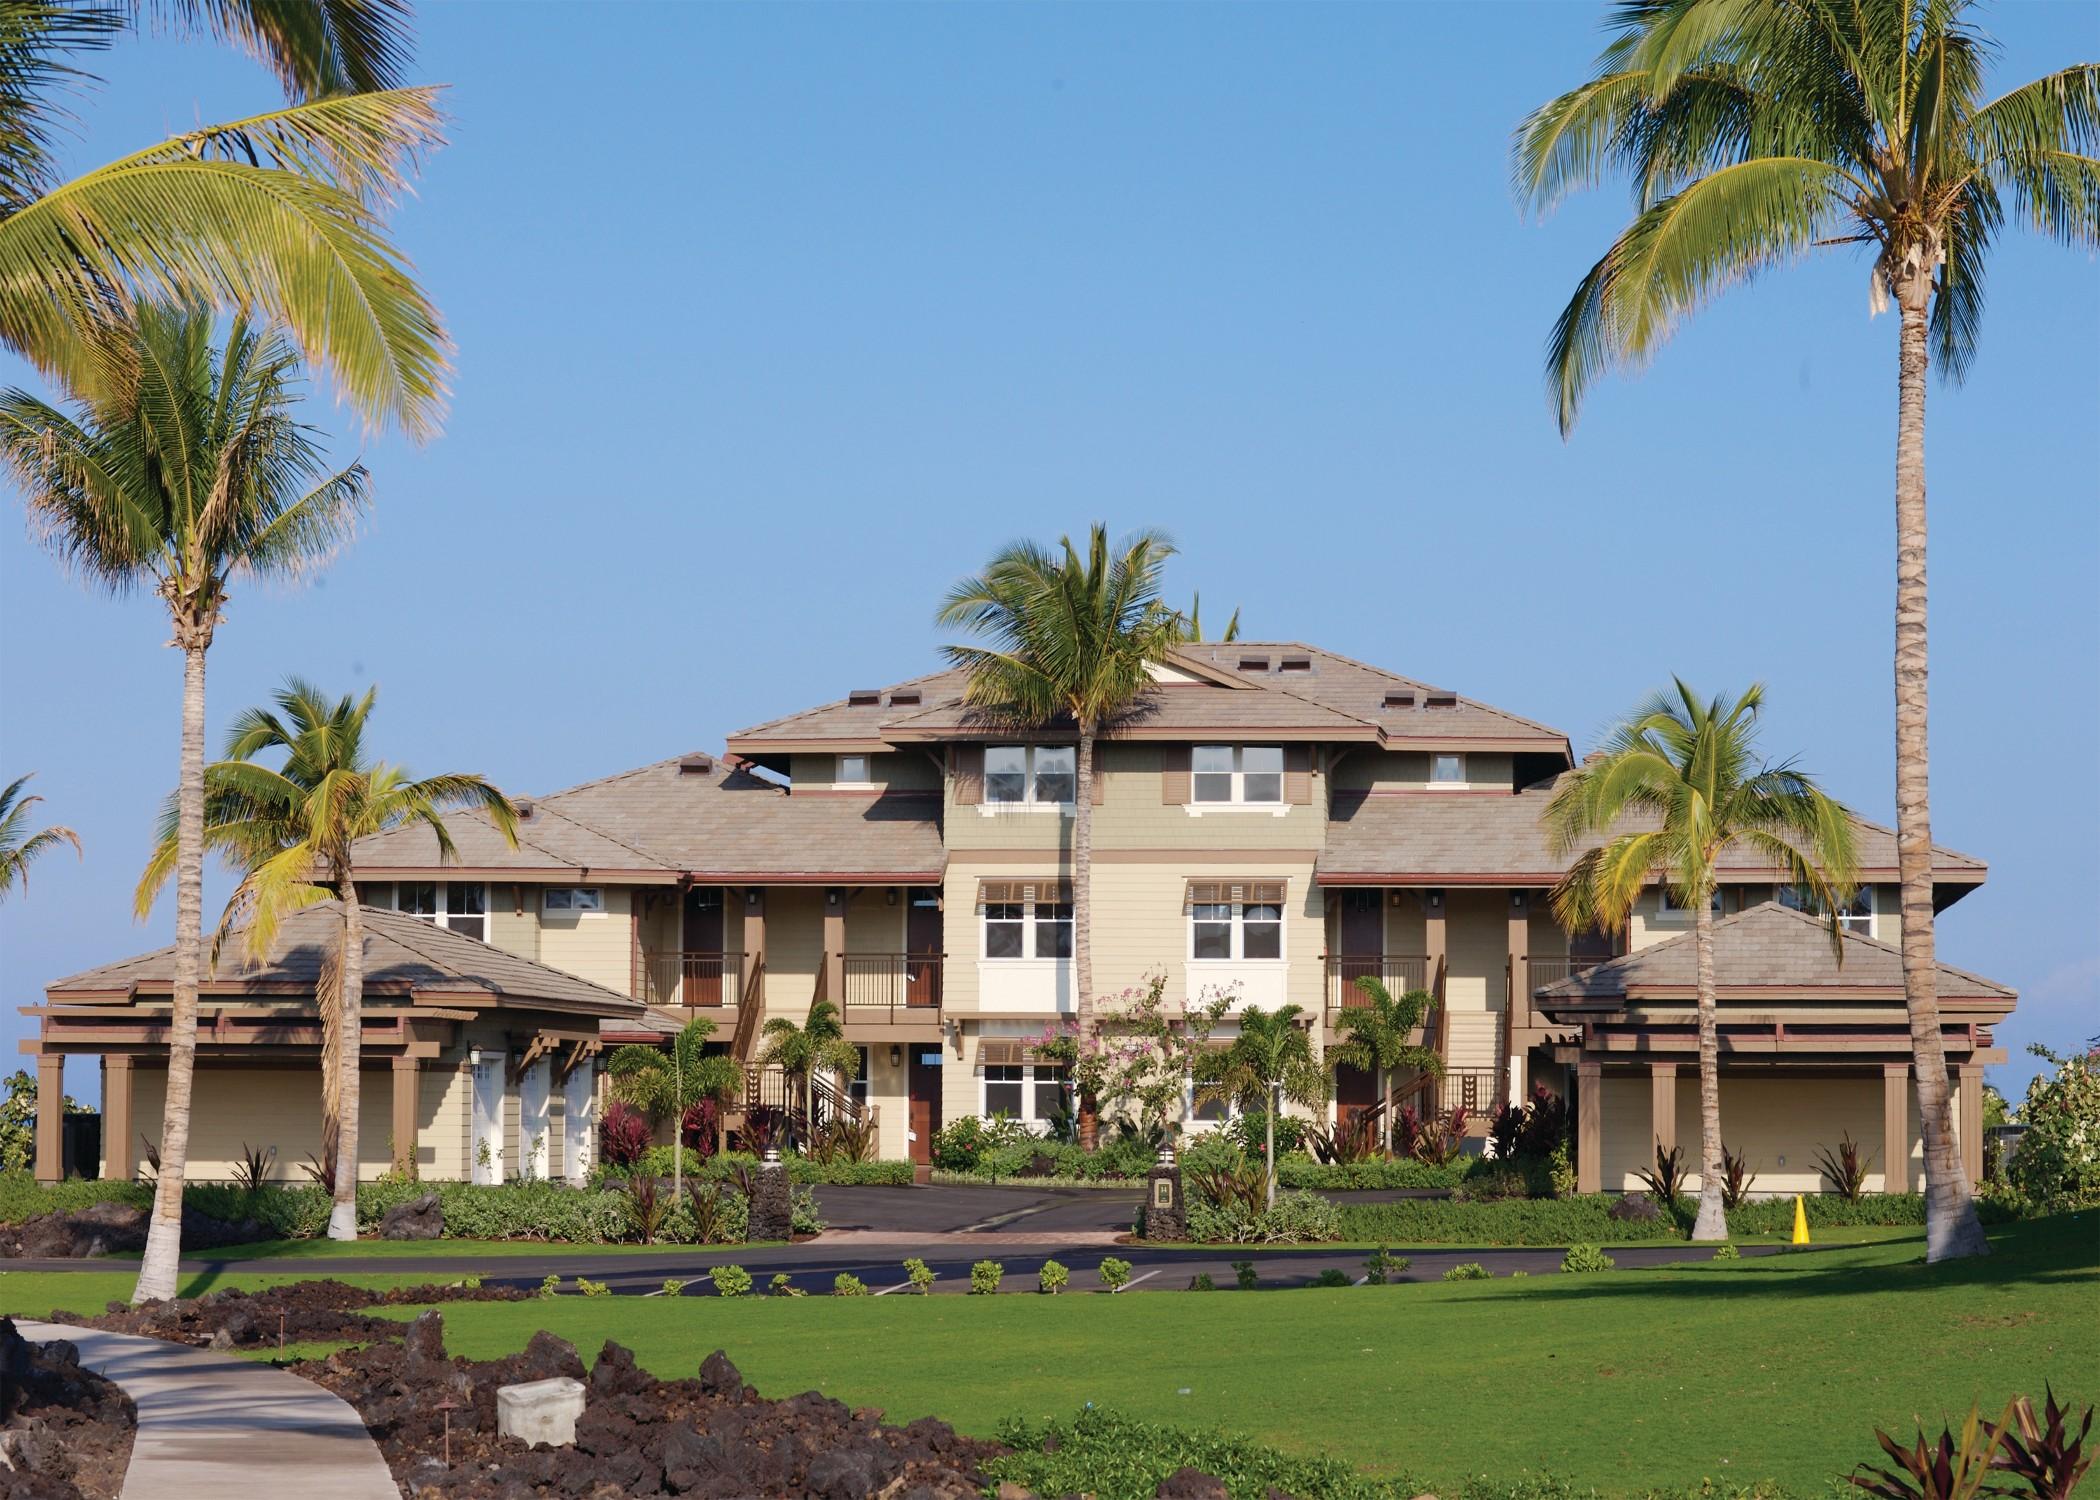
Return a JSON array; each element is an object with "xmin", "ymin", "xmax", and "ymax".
[{"xmin": 3, "ymin": 2, "xmax": 2094, "ymax": 1106}]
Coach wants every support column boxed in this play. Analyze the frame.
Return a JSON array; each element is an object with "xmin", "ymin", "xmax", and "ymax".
[
  {"xmin": 1505, "ymin": 892, "xmax": 1529, "ymax": 1104},
  {"xmin": 1649, "ymin": 1062, "xmax": 1678, "ymax": 1161},
  {"xmin": 392, "ymin": 1056, "xmax": 420, "ymax": 1175},
  {"xmin": 103, "ymin": 1056, "xmax": 135, "ymax": 1183},
  {"xmin": 1576, "ymin": 1060, "xmax": 1602, "ymax": 1195},
  {"xmin": 1424, "ymin": 891, "xmax": 1448, "ymax": 985},
  {"xmin": 34, "ymin": 1054, "xmax": 64, "ymax": 1184},
  {"xmin": 742, "ymin": 888, "xmax": 766, "ymax": 992},
  {"xmin": 1882, "ymin": 1062, "xmax": 1911, "ymax": 1194},
  {"xmin": 823, "ymin": 887, "xmax": 846, "ymax": 1003},
  {"xmin": 1957, "ymin": 1063, "xmax": 1984, "ymax": 1187}
]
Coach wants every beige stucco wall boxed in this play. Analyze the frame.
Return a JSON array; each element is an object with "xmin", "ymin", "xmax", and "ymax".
[
  {"xmin": 533, "ymin": 885, "xmax": 635, "ymax": 995},
  {"xmin": 1331, "ymin": 750, "xmax": 1515, "ymax": 792},
  {"xmin": 1599, "ymin": 1070, "xmax": 1923, "ymax": 1195},
  {"xmin": 120, "ymin": 1064, "xmax": 405, "ymax": 1184}
]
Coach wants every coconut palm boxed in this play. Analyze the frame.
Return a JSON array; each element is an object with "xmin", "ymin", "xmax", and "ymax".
[
  {"xmin": 0, "ymin": 773, "xmax": 80, "ymax": 900},
  {"xmin": 1545, "ymin": 681, "xmax": 1857, "ymax": 1241},
  {"xmin": 1195, "ymin": 1004, "xmax": 1323, "ymax": 1209},
  {"xmin": 1176, "ymin": 594, "xmax": 1242, "ymax": 643},
  {"xmin": 757, "ymin": 999, "xmax": 860, "ymax": 1140},
  {"xmin": 1327, "ymin": 978, "xmax": 1443, "ymax": 1141},
  {"xmin": 0, "ymin": 0, "xmax": 447, "ymax": 433},
  {"xmin": 138, "ymin": 678, "xmax": 517, "ymax": 1240},
  {"xmin": 937, "ymin": 525, "xmax": 1183, "ymax": 1147},
  {"xmin": 1515, "ymin": 0, "xmax": 2095, "ymax": 1261},
  {"xmin": 0, "ymin": 308, "xmax": 366, "ymax": 1301}
]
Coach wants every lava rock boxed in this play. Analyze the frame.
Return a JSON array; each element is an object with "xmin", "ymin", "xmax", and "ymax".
[
  {"xmin": 696, "ymin": 1349, "xmax": 744, "ymax": 1398},
  {"xmin": 380, "ymin": 1192, "xmax": 445, "ymax": 1241},
  {"xmin": 1155, "ymin": 1467, "xmax": 1230, "ymax": 1499},
  {"xmin": 1608, "ymin": 1194, "xmax": 1662, "ymax": 1222}
]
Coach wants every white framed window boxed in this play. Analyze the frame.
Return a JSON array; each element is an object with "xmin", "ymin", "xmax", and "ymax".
[
  {"xmin": 1186, "ymin": 882, "xmax": 1288, "ymax": 962},
  {"xmin": 983, "ymin": 744, "xmax": 1075, "ymax": 807},
  {"xmin": 370, "ymin": 880, "xmax": 487, "ymax": 942},
  {"xmin": 1187, "ymin": 1078, "xmax": 1233, "ymax": 1125},
  {"xmin": 542, "ymin": 886, "xmax": 606, "ymax": 916},
  {"xmin": 978, "ymin": 1060, "xmax": 1069, "ymax": 1124},
  {"xmin": 983, "ymin": 1063, "xmax": 1025, "ymax": 1119},
  {"xmin": 1192, "ymin": 745, "xmax": 1284, "ymax": 804},
  {"xmin": 1429, "ymin": 753, "xmax": 1466, "ymax": 786},
  {"xmin": 980, "ymin": 882, "xmax": 1073, "ymax": 960},
  {"xmin": 1780, "ymin": 883, "xmax": 1874, "ymax": 935},
  {"xmin": 836, "ymin": 753, "xmax": 872, "ymax": 786},
  {"xmin": 848, "ymin": 1044, "xmax": 871, "ymax": 1108}
]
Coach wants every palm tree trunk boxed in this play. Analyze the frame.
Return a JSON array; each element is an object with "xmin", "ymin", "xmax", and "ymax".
[
  {"xmin": 1689, "ymin": 896, "xmax": 1727, "ymax": 1241},
  {"xmin": 1074, "ymin": 723, "xmax": 1098, "ymax": 1150},
  {"xmin": 1893, "ymin": 287, "xmax": 1988, "ymax": 1261},
  {"xmin": 1265, "ymin": 1082, "xmax": 1278, "ymax": 1210},
  {"xmin": 327, "ymin": 876, "xmax": 364, "ymax": 1240},
  {"xmin": 133, "ymin": 638, "xmax": 208, "ymax": 1303}
]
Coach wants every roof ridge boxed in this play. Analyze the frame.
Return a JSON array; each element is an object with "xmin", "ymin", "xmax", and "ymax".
[
  {"xmin": 539, "ymin": 752, "xmax": 697, "ymax": 801},
  {"xmin": 728, "ymin": 667, "xmax": 961, "ymax": 739},
  {"xmin": 530, "ymin": 800, "xmax": 676, "ymax": 871},
  {"xmin": 1217, "ymin": 640, "xmax": 1572, "ymax": 742}
]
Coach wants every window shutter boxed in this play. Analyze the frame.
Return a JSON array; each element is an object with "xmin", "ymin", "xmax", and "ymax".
[
  {"xmin": 980, "ymin": 1040, "xmax": 1023, "ymax": 1067},
  {"xmin": 1285, "ymin": 745, "xmax": 1313, "ymax": 804},
  {"xmin": 1248, "ymin": 880, "xmax": 1286, "ymax": 905},
  {"xmin": 1161, "ymin": 745, "xmax": 1191, "ymax": 804},
  {"xmin": 954, "ymin": 744, "xmax": 983, "ymax": 805}
]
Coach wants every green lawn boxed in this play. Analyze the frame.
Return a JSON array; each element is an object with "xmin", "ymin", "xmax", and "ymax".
[
  {"xmin": 1150, "ymin": 1224, "xmax": 1928, "ymax": 1253},
  {"xmin": 4, "ymin": 1214, "xmax": 2090, "ymax": 1496},
  {"xmin": 98, "ymin": 1236, "xmax": 761, "ymax": 1262}
]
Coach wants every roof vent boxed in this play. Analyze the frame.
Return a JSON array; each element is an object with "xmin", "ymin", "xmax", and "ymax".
[
  {"xmin": 678, "ymin": 753, "xmax": 714, "ymax": 775},
  {"xmin": 514, "ymin": 797, "xmax": 535, "ymax": 821},
  {"xmin": 1423, "ymin": 692, "xmax": 1458, "ymax": 709},
  {"xmin": 1237, "ymin": 655, "xmax": 1270, "ymax": 673},
  {"xmin": 1278, "ymin": 655, "xmax": 1312, "ymax": 673},
  {"xmin": 846, "ymin": 689, "xmax": 881, "ymax": 706},
  {"xmin": 1382, "ymin": 689, "xmax": 1416, "ymax": 709},
  {"xmin": 887, "ymin": 688, "xmax": 922, "ymax": 706}
]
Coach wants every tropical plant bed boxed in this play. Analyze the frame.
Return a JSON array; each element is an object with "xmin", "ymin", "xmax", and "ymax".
[
  {"xmin": 42, "ymin": 1276, "xmax": 532, "ymax": 1353},
  {"xmin": 0, "ymin": 1316, "xmax": 137, "ymax": 1500}
]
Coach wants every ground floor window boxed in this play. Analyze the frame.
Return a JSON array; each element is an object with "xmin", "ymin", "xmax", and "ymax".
[
  {"xmin": 979, "ymin": 1062, "xmax": 1069, "ymax": 1126},
  {"xmin": 848, "ymin": 1044, "xmax": 870, "ymax": 1108}
]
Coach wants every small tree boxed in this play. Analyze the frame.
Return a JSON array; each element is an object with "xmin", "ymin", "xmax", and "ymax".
[
  {"xmin": 606, "ymin": 1017, "xmax": 740, "ymax": 1199},
  {"xmin": 2006, "ymin": 1044, "xmax": 2100, "ymax": 1215},
  {"xmin": 1194, "ymin": 1004, "xmax": 1323, "ymax": 1209},
  {"xmin": 1327, "ymin": 978, "xmax": 1441, "ymax": 1138},
  {"xmin": 758, "ymin": 999, "xmax": 860, "ymax": 1134}
]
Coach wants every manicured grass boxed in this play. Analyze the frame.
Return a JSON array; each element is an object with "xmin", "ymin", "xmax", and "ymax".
[
  {"xmin": 381, "ymin": 1213, "xmax": 2095, "ymax": 1496},
  {"xmin": 100, "ymin": 1236, "xmax": 760, "ymax": 1261},
  {"xmin": 1148, "ymin": 1224, "xmax": 1930, "ymax": 1253},
  {"xmin": 0, "ymin": 1269, "xmax": 446, "ymax": 1318}
]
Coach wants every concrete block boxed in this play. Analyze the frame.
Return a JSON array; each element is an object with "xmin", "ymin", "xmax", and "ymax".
[{"xmin": 496, "ymin": 1376, "xmax": 586, "ymax": 1447}]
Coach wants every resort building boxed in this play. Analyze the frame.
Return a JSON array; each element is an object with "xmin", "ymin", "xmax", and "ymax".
[{"xmin": 25, "ymin": 642, "xmax": 2013, "ymax": 1195}]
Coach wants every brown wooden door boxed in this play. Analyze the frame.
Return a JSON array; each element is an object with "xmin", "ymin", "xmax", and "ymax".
[
  {"xmin": 905, "ymin": 889, "xmax": 941, "ymax": 1008},
  {"xmin": 1335, "ymin": 1063, "xmax": 1377, "ymax": 1122},
  {"xmin": 1335, "ymin": 889, "xmax": 1384, "ymax": 999},
  {"xmin": 907, "ymin": 1047, "xmax": 943, "ymax": 1164},
  {"xmin": 683, "ymin": 888, "xmax": 724, "ymax": 1005}
]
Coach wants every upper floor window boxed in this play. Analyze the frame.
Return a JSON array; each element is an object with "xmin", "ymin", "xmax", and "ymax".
[
  {"xmin": 1192, "ymin": 745, "xmax": 1284, "ymax": 804},
  {"xmin": 543, "ymin": 886, "xmax": 606, "ymax": 916},
  {"xmin": 369, "ymin": 880, "xmax": 487, "ymax": 942},
  {"xmin": 979, "ymin": 880, "xmax": 1072, "ymax": 960},
  {"xmin": 836, "ymin": 753, "xmax": 872, "ymax": 785},
  {"xmin": 1780, "ymin": 883, "xmax": 1874, "ymax": 935},
  {"xmin": 1429, "ymin": 753, "xmax": 1466, "ymax": 785},
  {"xmin": 1186, "ymin": 880, "xmax": 1286, "ymax": 961},
  {"xmin": 1656, "ymin": 886, "xmax": 1723, "ymax": 919},
  {"xmin": 984, "ymin": 744, "xmax": 1075, "ymax": 806}
]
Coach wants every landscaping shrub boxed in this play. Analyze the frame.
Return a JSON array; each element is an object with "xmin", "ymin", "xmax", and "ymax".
[
  {"xmin": 1310, "ymin": 1267, "xmax": 1352, "ymax": 1287},
  {"xmin": 594, "ymin": 1147, "xmax": 914, "ymax": 1187},
  {"xmin": 1225, "ymin": 1109, "xmax": 1309, "ymax": 1159},
  {"xmin": 575, "ymin": 1276, "xmax": 609, "ymax": 1297},
  {"xmin": 660, "ymin": 1278, "xmax": 686, "ymax": 1296},
  {"xmin": 904, "ymin": 1257, "xmax": 936, "ymax": 1294},
  {"xmin": 1559, "ymin": 1243, "xmax": 1615, "ymax": 1273},
  {"xmin": 1232, "ymin": 1259, "xmax": 1258, "ymax": 1290},
  {"xmin": 1487, "ymin": 1102, "xmax": 1523, "ymax": 1162},
  {"xmin": 2006, "ymin": 1045, "xmax": 2100, "ymax": 1214},
  {"xmin": 969, "ymin": 1259, "xmax": 1005, "ymax": 1294},
  {"xmin": 538, "ymin": 1274, "xmax": 560, "ymax": 1298},
  {"xmin": 1713, "ymin": 1243, "xmax": 1740, "ymax": 1260},
  {"xmin": 931, "ymin": 1115, "xmax": 1037, "ymax": 1174},
  {"xmin": 1363, "ymin": 1247, "xmax": 1410, "ymax": 1283},
  {"xmin": 1453, "ymin": 1165, "xmax": 1533, "ymax": 1203},
  {"xmin": 788, "ymin": 1184, "xmax": 825, "ymax": 1235},
  {"xmin": 709, "ymin": 1264, "xmax": 752, "ymax": 1298},
  {"xmin": 767, "ymin": 1272, "xmax": 804, "ymax": 1297},
  {"xmin": 1038, "ymin": 1259, "xmax": 1069, "ymax": 1295},
  {"xmin": 1274, "ymin": 1156, "xmax": 1473, "ymax": 1192},
  {"xmin": 1815, "ymin": 1133, "xmax": 1873, "ymax": 1201},
  {"xmin": 833, "ymin": 1273, "xmax": 868, "ymax": 1296},
  {"xmin": 1635, "ymin": 1143, "xmax": 1690, "ymax": 1218},
  {"xmin": 1721, "ymin": 1145, "xmax": 1755, "ymax": 1210},
  {"xmin": 1189, "ymin": 1272, "xmax": 1215, "ymax": 1291},
  {"xmin": 0, "ymin": 1172, "xmax": 148, "ymax": 1224},
  {"xmin": 1185, "ymin": 1188, "xmax": 1342, "ymax": 1245},
  {"xmin": 1098, "ymin": 1256, "xmax": 1132, "ymax": 1292},
  {"xmin": 985, "ymin": 1406, "xmax": 1425, "ymax": 1500},
  {"xmin": 1318, "ymin": 1193, "xmax": 1958, "ymax": 1247},
  {"xmin": 625, "ymin": 1173, "xmax": 666, "ymax": 1244},
  {"xmin": 600, "ymin": 1101, "xmax": 652, "ymax": 1168},
  {"xmin": 1514, "ymin": 1085, "xmax": 1571, "ymax": 1160},
  {"xmin": 1443, "ymin": 1262, "xmax": 1491, "ymax": 1281}
]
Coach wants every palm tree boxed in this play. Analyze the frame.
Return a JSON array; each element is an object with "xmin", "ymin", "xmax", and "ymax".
[
  {"xmin": 1195, "ymin": 1004, "xmax": 1323, "ymax": 1209},
  {"xmin": 938, "ymin": 525, "xmax": 1184, "ymax": 1147},
  {"xmin": 138, "ymin": 678, "xmax": 517, "ymax": 1241},
  {"xmin": 1515, "ymin": 0, "xmax": 2094, "ymax": 1261},
  {"xmin": 0, "ymin": 309, "xmax": 366, "ymax": 1301},
  {"xmin": 1545, "ymin": 681, "xmax": 1857, "ymax": 1241},
  {"xmin": 1327, "ymin": 978, "xmax": 1442, "ymax": 1141},
  {"xmin": 1176, "ymin": 594, "xmax": 1242, "ymax": 643},
  {"xmin": 757, "ymin": 999, "xmax": 860, "ymax": 1141},
  {"xmin": 0, "ymin": 773, "xmax": 80, "ymax": 900},
  {"xmin": 0, "ymin": 1, "xmax": 448, "ymax": 434},
  {"xmin": 605, "ymin": 1016, "xmax": 741, "ymax": 1199}
]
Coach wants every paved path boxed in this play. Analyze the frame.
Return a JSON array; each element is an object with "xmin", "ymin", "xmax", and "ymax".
[{"xmin": 15, "ymin": 1319, "xmax": 395, "ymax": 1499}]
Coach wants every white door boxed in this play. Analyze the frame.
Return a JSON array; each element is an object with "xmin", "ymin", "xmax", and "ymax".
[
  {"xmin": 471, "ymin": 1058, "xmax": 504, "ymax": 1184},
  {"xmin": 518, "ymin": 1060, "xmax": 551, "ymax": 1182},
  {"xmin": 562, "ymin": 1059, "xmax": 596, "ymax": 1185}
]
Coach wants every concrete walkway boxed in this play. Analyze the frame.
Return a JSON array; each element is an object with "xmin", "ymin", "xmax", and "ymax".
[{"xmin": 15, "ymin": 1319, "xmax": 396, "ymax": 1499}]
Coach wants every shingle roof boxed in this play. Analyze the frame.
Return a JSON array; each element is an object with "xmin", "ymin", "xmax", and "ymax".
[
  {"xmin": 1319, "ymin": 775, "xmax": 1987, "ymax": 884},
  {"xmin": 46, "ymin": 902, "xmax": 642, "ymax": 1015},
  {"xmin": 351, "ymin": 798, "xmax": 671, "ymax": 876},
  {"xmin": 1533, "ymin": 901, "xmax": 2015, "ymax": 1005},
  {"xmin": 724, "ymin": 642, "xmax": 1571, "ymax": 752}
]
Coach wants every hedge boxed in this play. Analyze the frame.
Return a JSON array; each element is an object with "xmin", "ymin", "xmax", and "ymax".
[
  {"xmin": 0, "ymin": 1172, "xmax": 147, "ymax": 1223},
  {"xmin": 1274, "ymin": 1157, "xmax": 1475, "ymax": 1192},
  {"xmin": 592, "ymin": 1148, "xmax": 915, "ymax": 1188},
  {"xmin": 1328, "ymin": 1191, "xmax": 1981, "ymax": 1247}
]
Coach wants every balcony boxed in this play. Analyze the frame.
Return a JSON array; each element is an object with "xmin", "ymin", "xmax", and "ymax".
[
  {"xmin": 839, "ymin": 952, "xmax": 944, "ymax": 1025},
  {"xmin": 639, "ymin": 950, "xmax": 744, "ymax": 1012},
  {"xmin": 1526, "ymin": 956, "xmax": 1604, "ymax": 990},
  {"xmin": 1325, "ymin": 953, "xmax": 1429, "ymax": 1015}
]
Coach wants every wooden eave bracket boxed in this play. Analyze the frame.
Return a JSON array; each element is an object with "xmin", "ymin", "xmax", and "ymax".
[{"xmin": 555, "ymin": 1037, "xmax": 602, "ymax": 1083}]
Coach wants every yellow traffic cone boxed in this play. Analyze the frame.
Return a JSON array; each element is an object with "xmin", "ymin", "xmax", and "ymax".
[{"xmin": 1791, "ymin": 1193, "xmax": 1810, "ymax": 1245}]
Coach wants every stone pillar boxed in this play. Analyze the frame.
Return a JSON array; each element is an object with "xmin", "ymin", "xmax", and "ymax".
[
  {"xmin": 1882, "ymin": 1062, "xmax": 1911, "ymax": 1194},
  {"xmin": 1576, "ymin": 1061, "xmax": 1602, "ymax": 1195},
  {"xmin": 1957, "ymin": 1064, "xmax": 1984, "ymax": 1187},
  {"xmin": 823, "ymin": 888, "xmax": 845, "ymax": 1002},
  {"xmin": 1649, "ymin": 1062, "xmax": 1678, "ymax": 1161},
  {"xmin": 1145, "ymin": 1145, "xmax": 1186, "ymax": 1242},
  {"xmin": 392, "ymin": 1056, "xmax": 420, "ymax": 1176},
  {"xmin": 103, "ymin": 1056, "xmax": 135, "ymax": 1182},
  {"xmin": 34, "ymin": 1054, "xmax": 65, "ymax": 1183},
  {"xmin": 748, "ymin": 1147, "xmax": 793, "ymax": 1242}
]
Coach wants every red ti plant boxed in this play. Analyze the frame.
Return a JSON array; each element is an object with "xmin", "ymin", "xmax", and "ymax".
[
  {"xmin": 1413, "ymin": 1107, "xmax": 1468, "ymax": 1168},
  {"xmin": 1995, "ymin": 1387, "xmax": 2093, "ymax": 1500},
  {"xmin": 600, "ymin": 1100, "xmax": 652, "ymax": 1168}
]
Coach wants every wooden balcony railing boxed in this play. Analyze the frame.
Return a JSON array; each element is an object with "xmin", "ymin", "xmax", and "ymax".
[
  {"xmin": 639, "ymin": 950, "xmax": 743, "ymax": 1011},
  {"xmin": 1325, "ymin": 954, "xmax": 1429, "ymax": 1014},
  {"xmin": 839, "ymin": 952, "xmax": 943, "ymax": 1020},
  {"xmin": 1527, "ymin": 956, "xmax": 1604, "ymax": 991}
]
